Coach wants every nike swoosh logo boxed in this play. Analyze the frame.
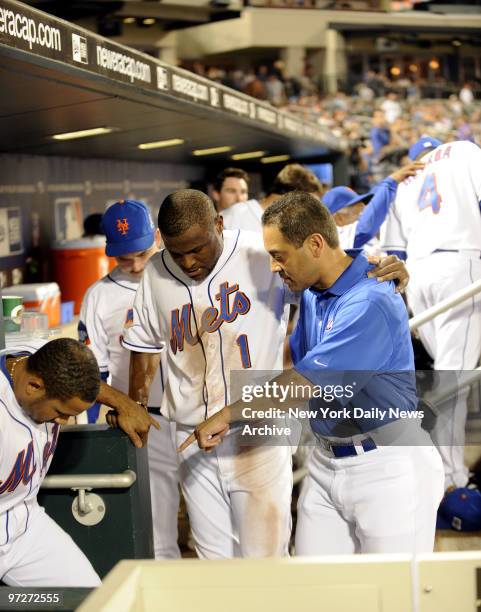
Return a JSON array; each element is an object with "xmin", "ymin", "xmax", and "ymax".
[{"xmin": 313, "ymin": 359, "xmax": 327, "ymax": 367}]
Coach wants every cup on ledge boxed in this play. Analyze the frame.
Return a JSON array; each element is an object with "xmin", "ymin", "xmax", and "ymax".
[{"xmin": 2, "ymin": 295, "xmax": 24, "ymax": 333}]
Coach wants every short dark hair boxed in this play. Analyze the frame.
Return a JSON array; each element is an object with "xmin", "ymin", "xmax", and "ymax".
[
  {"xmin": 158, "ymin": 189, "xmax": 217, "ymax": 237},
  {"xmin": 268, "ymin": 164, "xmax": 325, "ymax": 197},
  {"xmin": 26, "ymin": 338, "xmax": 100, "ymax": 403},
  {"xmin": 262, "ymin": 191, "xmax": 339, "ymax": 248},
  {"xmin": 213, "ymin": 168, "xmax": 249, "ymax": 193}
]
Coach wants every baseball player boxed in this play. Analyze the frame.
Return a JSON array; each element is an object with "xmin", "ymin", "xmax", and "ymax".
[
  {"xmin": 78, "ymin": 199, "xmax": 181, "ymax": 559},
  {"xmin": 323, "ymin": 161, "xmax": 424, "ymax": 255},
  {"xmin": 121, "ymin": 189, "xmax": 410, "ymax": 559},
  {"xmin": 181, "ymin": 192, "xmax": 444, "ymax": 555},
  {"xmin": 212, "ymin": 168, "xmax": 250, "ymax": 212},
  {"xmin": 222, "ymin": 164, "xmax": 324, "ymax": 232},
  {"xmin": 0, "ymin": 338, "xmax": 101, "ymax": 586},
  {"xmin": 0, "ymin": 337, "xmax": 157, "ymax": 586},
  {"xmin": 381, "ymin": 137, "xmax": 481, "ymax": 491}
]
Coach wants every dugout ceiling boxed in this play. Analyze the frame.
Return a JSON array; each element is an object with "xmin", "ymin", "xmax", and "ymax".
[{"xmin": 0, "ymin": 0, "xmax": 341, "ymax": 166}]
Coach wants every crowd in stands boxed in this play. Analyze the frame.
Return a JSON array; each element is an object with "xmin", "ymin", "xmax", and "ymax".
[{"xmin": 184, "ymin": 60, "xmax": 480, "ymax": 190}]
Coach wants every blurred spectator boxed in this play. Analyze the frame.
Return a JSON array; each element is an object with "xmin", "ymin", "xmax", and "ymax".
[
  {"xmin": 365, "ymin": 70, "xmax": 386, "ymax": 97},
  {"xmin": 266, "ymin": 74, "xmax": 287, "ymax": 106},
  {"xmin": 179, "ymin": 58, "xmax": 481, "ymax": 191},
  {"xmin": 357, "ymin": 82, "xmax": 375, "ymax": 102},
  {"xmin": 456, "ymin": 114, "xmax": 475, "ymax": 143},
  {"xmin": 370, "ymin": 110, "xmax": 391, "ymax": 158},
  {"xmin": 380, "ymin": 91, "xmax": 402, "ymax": 124},
  {"xmin": 459, "ymin": 82, "xmax": 474, "ymax": 106},
  {"xmin": 244, "ymin": 72, "xmax": 267, "ymax": 99}
]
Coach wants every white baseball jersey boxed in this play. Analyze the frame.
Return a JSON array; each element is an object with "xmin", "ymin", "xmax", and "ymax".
[
  {"xmin": 0, "ymin": 340, "xmax": 58, "ymax": 541},
  {"xmin": 79, "ymin": 267, "xmax": 164, "ymax": 406},
  {"xmin": 0, "ymin": 340, "xmax": 101, "ymax": 586},
  {"xmin": 337, "ymin": 223, "xmax": 382, "ymax": 256},
  {"xmin": 122, "ymin": 230, "xmax": 291, "ymax": 426},
  {"xmin": 221, "ymin": 199, "xmax": 263, "ymax": 232},
  {"xmin": 381, "ymin": 140, "xmax": 481, "ymax": 260}
]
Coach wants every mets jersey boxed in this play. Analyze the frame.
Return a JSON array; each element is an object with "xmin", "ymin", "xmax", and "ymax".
[
  {"xmin": 221, "ymin": 199, "xmax": 263, "ymax": 232},
  {"xmin": 381, "ymin": 141, "xmax": 481, "ymax": 260},
  {"xmin": 122, "ymin": 230, "xmax": 291, "ymax": 426},
  {"xmin": 79, "ymin": 267, "xmax": 164, "ymax": 406},
  {"xmin": 0, "ymin": 341, "xmax": 58, "ymax": 543}
]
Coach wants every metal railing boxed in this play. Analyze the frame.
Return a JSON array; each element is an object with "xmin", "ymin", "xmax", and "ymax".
[
  {"xmin": 409, "ymin": 279, "xmax": 481, "ymax": 332},
  {"xmin": 41, "ymin": 470, "xmax": 137, "ymax": 490},
  {"xmin": 40, "ymin": 470, "xmax": 137, "ymax": 524}
]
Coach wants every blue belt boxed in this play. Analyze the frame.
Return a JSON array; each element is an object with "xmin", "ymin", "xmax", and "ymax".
[{"xmin": 317, "ymin": 436, "xmax": 377, "ymax": 458}]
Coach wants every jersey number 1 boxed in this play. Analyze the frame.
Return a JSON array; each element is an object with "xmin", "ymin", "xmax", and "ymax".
[
  {"xmin": 417, "ymin": 173, "xmax": 442, "ymax": 214},
  {"xmin": 236, "ymin": 334, "xmax": 252, "ymax": 369}
]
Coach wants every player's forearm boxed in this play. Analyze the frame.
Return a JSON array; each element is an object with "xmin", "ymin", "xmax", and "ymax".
[
  {"xmin": 228, "ymin": 368, "xmax": 313, "ymax": 422},
  {"xmin": 129, "ymin": 351, "xmax": 161, "ymax": 405},
  {"xmin": 97, "ymin": 381, "xmax": 144, "ymax": 416}
]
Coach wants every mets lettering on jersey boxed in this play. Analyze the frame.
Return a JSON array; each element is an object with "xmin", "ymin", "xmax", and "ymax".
[
  {"xmin": 0, "ymin": 442, "xmax": 36, "ymax": 494},
  {"xmin": 122, "ymin": 230, "xmax": 291, "ymax": 426},
  {"xmin": 0, "ymin": 423, "xmax": 59, "ymax": 496},
  {"xmin": 170, "ymin": 282, "xmax": 251, "ymax": 353}
]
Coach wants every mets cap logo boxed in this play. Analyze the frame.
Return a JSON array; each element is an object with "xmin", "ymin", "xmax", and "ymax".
[{"xmin": 117, "ymin": 218, "xmax": 129, "ymax": 235}]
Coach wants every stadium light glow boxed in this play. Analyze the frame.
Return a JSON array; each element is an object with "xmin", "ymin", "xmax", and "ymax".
[
  {"xmin": 138, "ymin": 138, "xmax": 184, "ymax": 150},
  {"xmin": 192, "ymin": 146, "xmax": 233, "ymax": 156},
  {"xmin": 231, "ymin": 151, "xmax": 265, "ymax": 161},
  {"xmin": 52, "ymin": 127, "xmax": 115, "ymax": 141},
  {"xmin": 261, "ymin": 155, "xmax": 290, "ymax": 164}
]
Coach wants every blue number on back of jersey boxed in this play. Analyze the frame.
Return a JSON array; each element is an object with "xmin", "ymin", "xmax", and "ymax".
[{"xmin": 417, "ymin": 172, "xmax": 442, "ymax": 214}]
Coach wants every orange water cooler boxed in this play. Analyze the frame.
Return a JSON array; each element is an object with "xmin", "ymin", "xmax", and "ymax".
[{"xmin": 52, "ymin": 238, "xmax": 115, "ymax": 314}]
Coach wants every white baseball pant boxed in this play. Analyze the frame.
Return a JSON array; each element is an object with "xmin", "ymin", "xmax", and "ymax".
[
  {"xmin": 296, "ymin": 424, "xmax": 444, "ymax": 555},
  {"xmin": 407, "ymin": 251, "xmax": 481, "ymax": 489},
  {"xmin": 148, "ymin": 414, "xmax": 181, "ymax": 559},
  {"xmin": 0, "ymin": 504, "xmax": 100, "ymax": 587},
  {"xmin": 176, "ymin": 424, "xmax": 292, "ymax": 559}
]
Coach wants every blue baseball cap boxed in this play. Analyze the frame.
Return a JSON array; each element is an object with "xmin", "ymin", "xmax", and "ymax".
[
  {"xmin": 102, "ymin": 200, "xmax": 155, "ymax": 257},
  {"xmin": 322, "ymin": 186, "xmax": 374, "ymax": 215},
  {"xmin": 436, "ymin": 486, "xmax": 481, "ymax": 531},
  {"xmin": 408, "ymin": 137, "xmax": 442, "ymax": 160}
]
